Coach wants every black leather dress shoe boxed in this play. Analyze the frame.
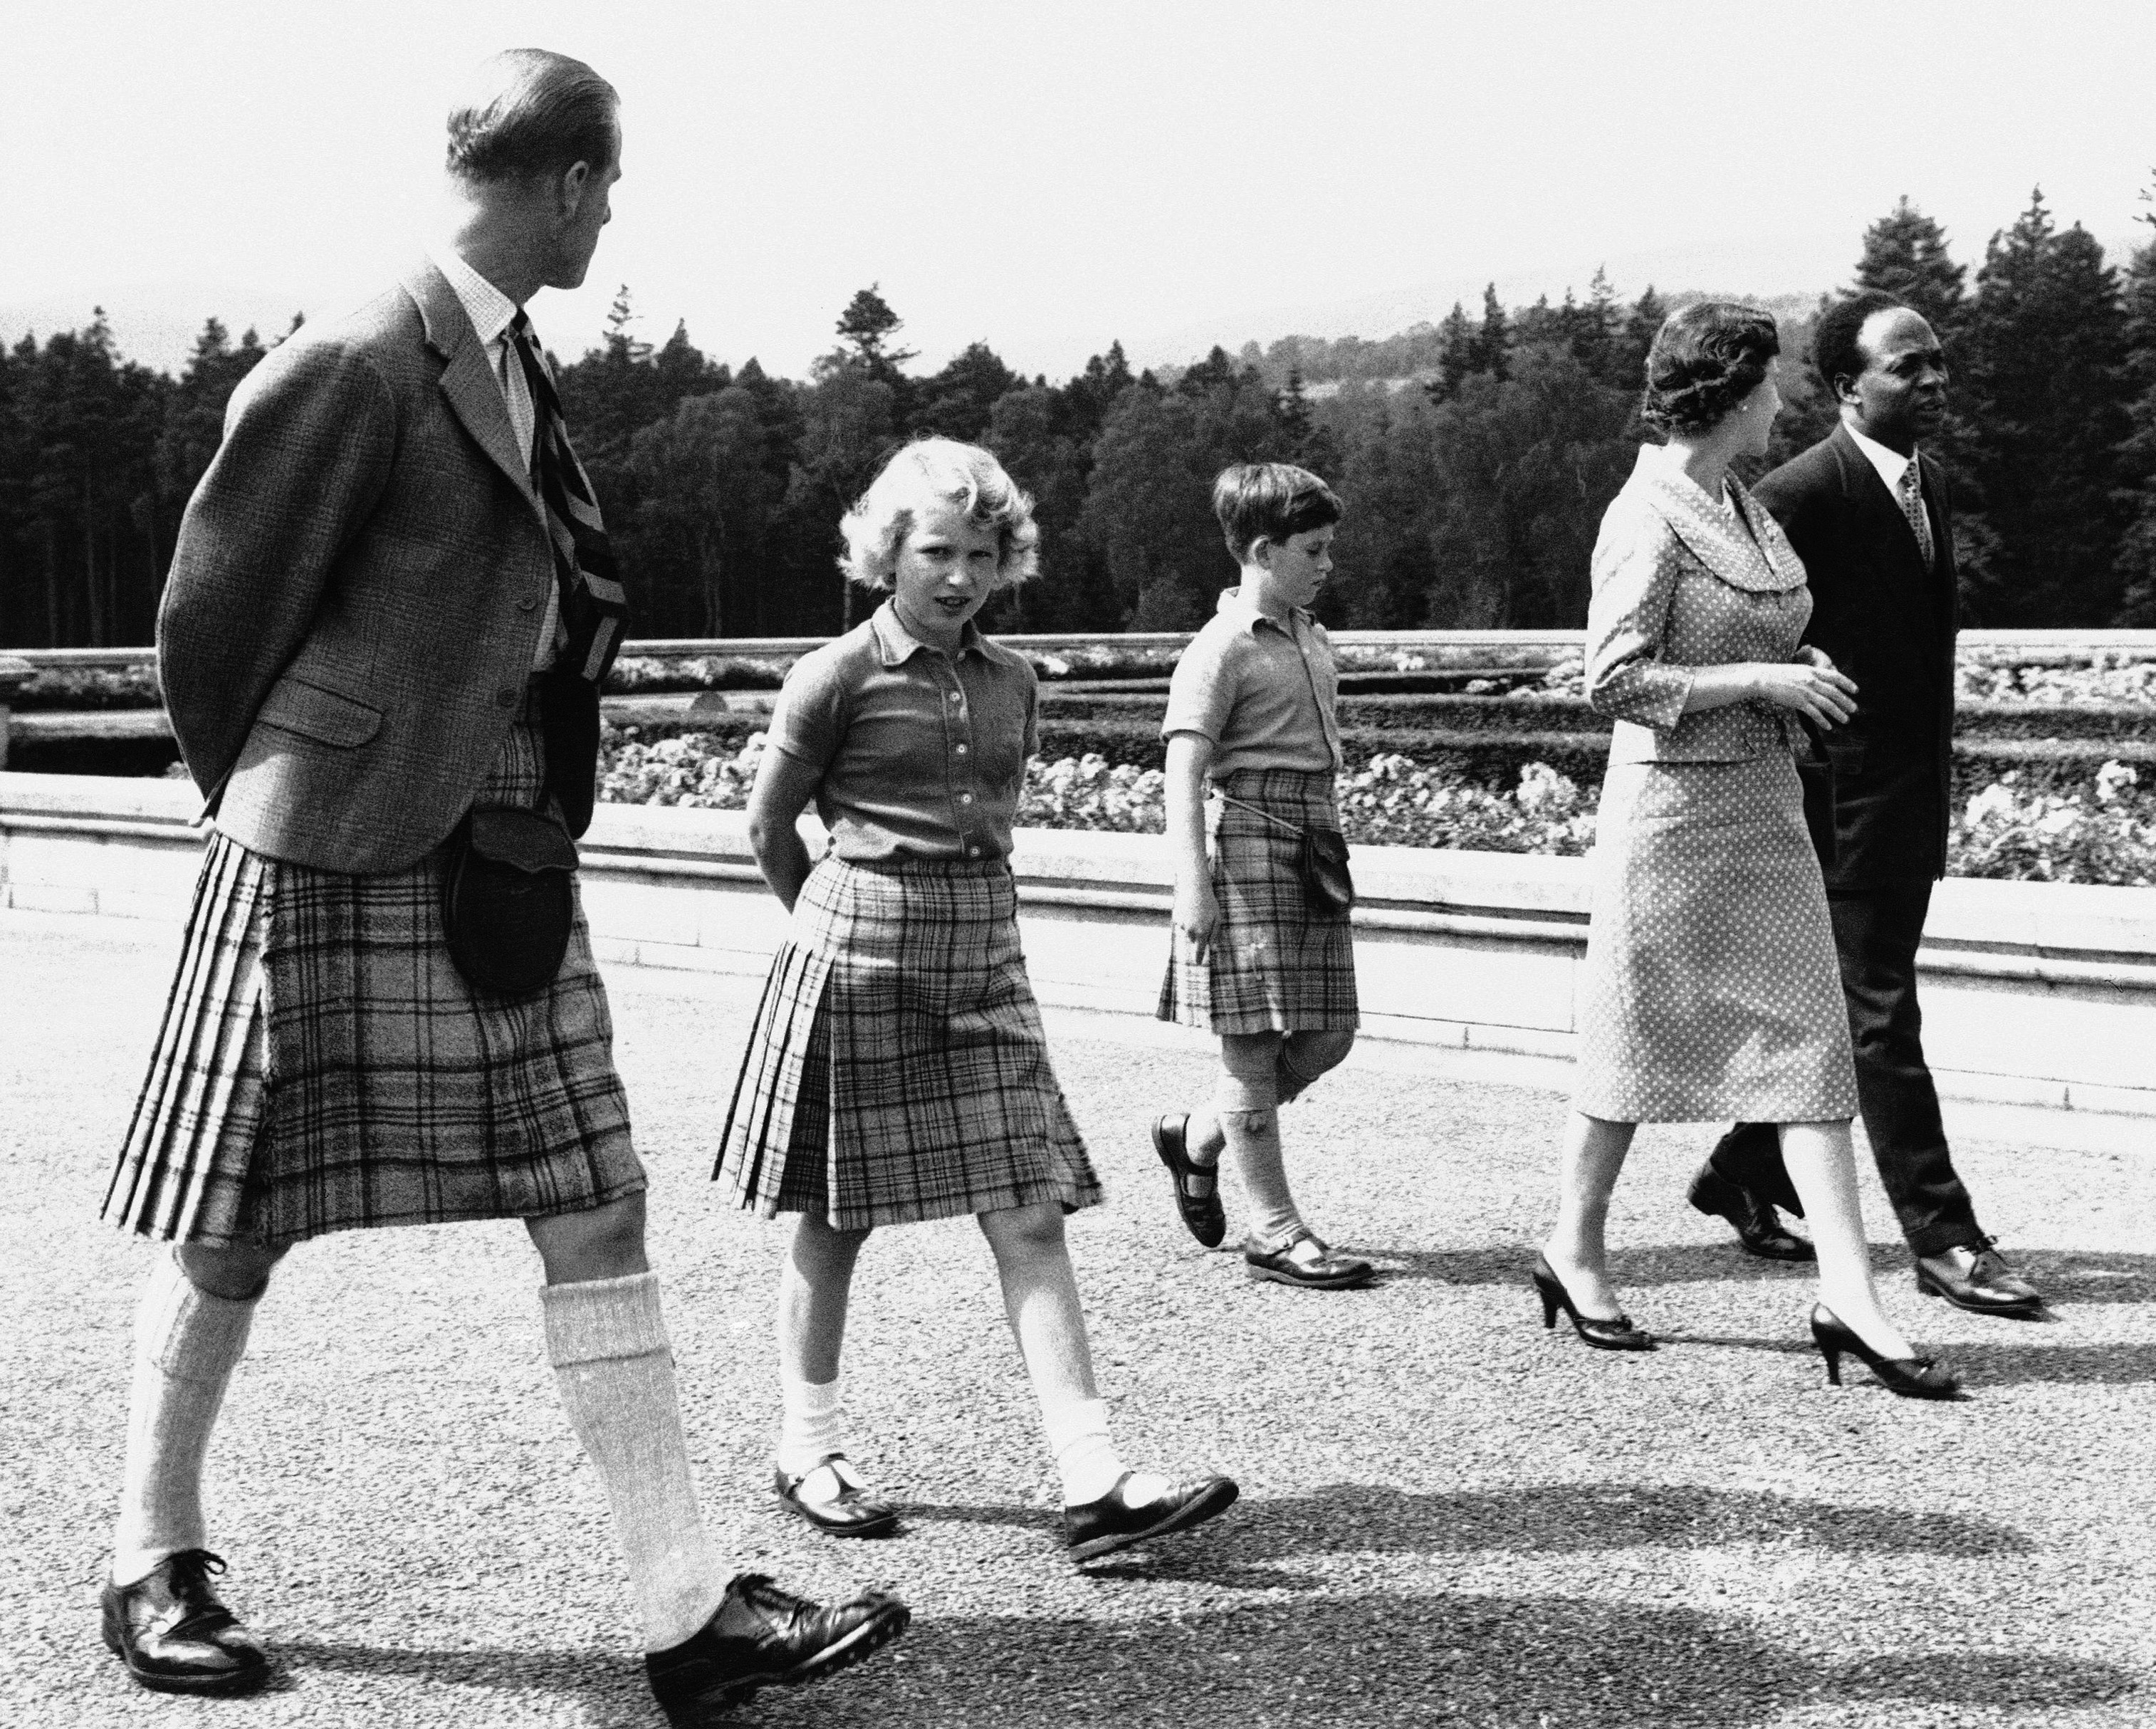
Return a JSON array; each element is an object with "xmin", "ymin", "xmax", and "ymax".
[
  {"xmin": 774, "ymin": 1455, "xmax": 900, "ymax": 1537},
  {"xmin": 1064, "ymin": 1471, "xmax": 1240, "ymax": 1563},
  {"xmin": 1688, "ymin": 1164, "xmax": 1815, "ymax": 1262},
  {"xmin": 1244, "ymin": 1228, "xmax": 1375, "ymax": 1289},
  {"xmin": 645, "ymin": 1573, "xmax": 909, "ymax": 1725},
  {"xmin": 100, "ymin": 1549, "xmax": 268, "ymax": 1696},
  {"xmin": 1152, "ymin": 1113, "xmax": 1227, "ymax": 1248},
  {"xmin": 1916, "ymin": 1240, "xmax": 2044, "ymax": 1317}
]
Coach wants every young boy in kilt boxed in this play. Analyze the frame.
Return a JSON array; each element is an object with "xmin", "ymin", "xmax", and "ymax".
[
  {"xmin": 1152, "ymin": 464, "xmax": 1371, "ymax": 1290},
  {"xmin": 93, "ymin": 52, "xmax": 904, "ymax": 1727},
  {"xmin": 717, "ymin": 437, "xmax": 1238, "ymax": 1562}
]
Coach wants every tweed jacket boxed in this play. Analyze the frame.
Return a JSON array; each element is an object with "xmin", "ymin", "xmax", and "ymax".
[
  {"xmin": 1752, "ymin": 424, "xmax": 1959, "ymax": 887},
  {"xmin": 1586, "ymin": 444, "xmax": 1814, "ymax": 765},
  {"xmin": 158, "ymin": 256, "xmax": 594, "ymax": 874}
]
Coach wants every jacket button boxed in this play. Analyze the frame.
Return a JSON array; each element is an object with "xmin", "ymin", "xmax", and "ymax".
[
  {"xmin": 518, "ymin": 593, "xmax": 539, "ymax": 612},
  {"xmin": 495, "ymin": 687, "xmax": 518, "ymax": 708}
]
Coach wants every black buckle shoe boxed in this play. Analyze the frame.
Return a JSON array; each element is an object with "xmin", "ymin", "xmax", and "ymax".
[
  {"xmin": 773, "ymin": 1454, "xmax": 901, "ymax": 1537},
  {"xmin": 1243, "ymin": 1228, "xmax": 1374, "ymax": 1289},
  {"xmin": 1063, "ymin": 1471, "xmax": 1240, "ymax": 1564},
  {"xmin": 100, "ymin": 1549, "xmax": 269, "ymax": 1696},
  {"xmin": 645, "ymin": 1572, "xmax": 909, "ymax": 1725},
  {"xmin": 1152, "ymin": 1114, "xmax": 1227, "ymax": 1248},
  {"xmin": 1688, "ymin": 1164, "xmax": 1815, "ymax": 1261}
]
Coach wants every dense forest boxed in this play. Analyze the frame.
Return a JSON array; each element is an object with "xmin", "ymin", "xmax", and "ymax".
[{"xmin": 6, "ymin": 189, "xmax": 2156, "ymax": 647}]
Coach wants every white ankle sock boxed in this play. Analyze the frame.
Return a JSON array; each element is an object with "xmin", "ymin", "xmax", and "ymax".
[
  {"xmin": 776, "ymin": 1372, "xmax": 847, "ymax": 1480},
  {"xmin": 1038, "ymin": 1394, "xmax": 1126, "ymax": 1507},
  {"xmin": 111, "ymin": 1252, "xmax": 258, "ymax": 1588},
  {"xmin": 542, "ymin": 1273, "xmax": 726, "ymax": 1653}
]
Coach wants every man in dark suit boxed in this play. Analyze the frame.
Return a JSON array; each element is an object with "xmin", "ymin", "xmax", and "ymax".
[
  {"xmin": 95, "ymin": 51, "xmax": 905, "ymax": 1723},
  {"xmin": 1683, "ymin": 289, "xmax": 2044, "ymax": 1318}
]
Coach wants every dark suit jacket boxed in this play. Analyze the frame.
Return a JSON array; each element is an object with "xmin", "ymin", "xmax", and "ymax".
[
  {"xmin": 158, "ymin": 257, "xmax": 599, "ymax": 874},
  {"xmin": 1752, "ymin": 424, "xmax": 1958, "ymax": 888}
]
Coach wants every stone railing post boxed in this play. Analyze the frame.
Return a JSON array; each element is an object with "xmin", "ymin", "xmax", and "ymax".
[{"xmin": 0, "ymin": 657, "xmax": 34, "ymax": 771}]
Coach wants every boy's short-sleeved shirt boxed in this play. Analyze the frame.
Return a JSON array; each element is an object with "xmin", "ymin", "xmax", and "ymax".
[
  {"xmin": 1161, "ymin": 587, "xmax": 1342, "ymax": 778},
  {"xmin": 769, "ymin": 599, "xmax": 1039, "ymax": 862}
]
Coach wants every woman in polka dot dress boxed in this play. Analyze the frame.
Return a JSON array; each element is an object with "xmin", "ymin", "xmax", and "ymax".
[{"xmin": 1537, "ymin": 303, "xmax": 1955, "ymax": 1398}]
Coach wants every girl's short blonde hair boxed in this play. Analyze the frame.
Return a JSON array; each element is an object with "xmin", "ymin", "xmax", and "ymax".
[{"xmin": 837, "ymin": 437, "xmax": 1041, "ymax": 590}]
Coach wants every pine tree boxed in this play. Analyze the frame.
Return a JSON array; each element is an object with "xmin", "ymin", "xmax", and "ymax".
[
  {"xmin": 2112, "ymin": 183, "xmax": 2156, "ymax": 623},
  {"xmin": 1853, "ymin": 197, "xmax": 1967, "ymax": 333},
  {"xmin": 1611, "ymin": 286, "xmax": 1665, "ymax": 394},
  {"xmin": 1958, "ymin": 189, "xmax": 2133, "ymax": 624},
  {"xmin": 834, "ymin": 283, "xmax": 915, "ymax": 378},
  {"xmin": 1428, "ymin": 302, "xmax": 1475, "ymax": 402},
  {"xmin": 1468, "ymin": 283, "xmax": 1510, "ymax": 381}
]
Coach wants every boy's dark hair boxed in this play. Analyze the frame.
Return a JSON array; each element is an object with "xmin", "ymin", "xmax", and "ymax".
[
  {"xmin": 1212, "ymin": 463, "xmax": 1344, "ymax": 561},
  {"xmin": 1639, "ymin": 301, "xmax": 1781, "ymax": 434},
  {"xmin": 1812, "ymin": 289, "xmax": 1910, "ymax": 400}
]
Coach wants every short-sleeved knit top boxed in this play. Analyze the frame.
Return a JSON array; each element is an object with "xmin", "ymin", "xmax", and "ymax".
[
  {"xmin": 768, "ymin": 600, "xmax": 1039, "ymax": 862},
  {"xmin": 1161, "ymin": 587, "xmax": 1342, "ymax": 778}
]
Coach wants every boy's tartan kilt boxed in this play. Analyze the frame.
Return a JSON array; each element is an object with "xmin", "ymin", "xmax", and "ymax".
[
  {"xmin": 102, "ymin": 709, "xmax": 641, "ymax": 1248},
  {"xmin": 1157, "ymin": 767, "xmax": 1360, "ymax": 1035},
  {"xmin": 715, "ymin": 853, "xmax": 1100, "ymax": 1231}
]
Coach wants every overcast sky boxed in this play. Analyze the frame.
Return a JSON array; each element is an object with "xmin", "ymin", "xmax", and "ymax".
[{"xmin": 7, "ymin": 0, "xmax": 2155, "ymax": 378}]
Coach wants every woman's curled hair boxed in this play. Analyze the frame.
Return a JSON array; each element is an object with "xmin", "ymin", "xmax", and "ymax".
[
  {"xmin": 1639, "ymin": 301, "xmax": 1781, "ymax": 434},
  {"xmin": 838, "ymin": 438, "xmax": 1041, "ymax": 590}
]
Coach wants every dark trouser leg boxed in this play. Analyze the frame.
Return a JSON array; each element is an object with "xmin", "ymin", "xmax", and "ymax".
[
  {"xmin": 1828, "ymin": 882, "xmax": 1984, "ymax": 1258},
  {"xmin": 1707, "ymin": 1121, "xmax": 1801, "ymax": 1216}
]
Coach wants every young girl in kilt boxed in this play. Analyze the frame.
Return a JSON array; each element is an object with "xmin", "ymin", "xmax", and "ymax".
[
  {"xmin": 1151, "ymin": 464, "xmax": 1371, "ymax": 1290},
  {"xmin": 716, "ymin": 438, "xmax": 1237, "ymax": 1562}
]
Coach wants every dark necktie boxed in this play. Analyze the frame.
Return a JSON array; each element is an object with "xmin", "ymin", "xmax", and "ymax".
[
  {"xmin": 508, "ymin": 310, "xmax": 630, "ymax": 684},
  {"xmin": 1898, "ymin": 461, "xmax": 1935, "ymax": 568}
]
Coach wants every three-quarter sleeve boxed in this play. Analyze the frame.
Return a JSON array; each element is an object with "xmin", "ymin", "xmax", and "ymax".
[{"xmin": 1586, "ymin": 512, "xmax": 1696, "ymax": 731}]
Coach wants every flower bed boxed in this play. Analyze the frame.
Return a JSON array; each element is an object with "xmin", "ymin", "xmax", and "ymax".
[{"xmin": 597, "ymin": 728, "xmax": 2156, "ymax": 887}]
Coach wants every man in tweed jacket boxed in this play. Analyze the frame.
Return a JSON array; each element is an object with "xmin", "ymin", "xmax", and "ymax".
[{"xmin": 97, "ymin": 50, "xmax": 906, "ymax": 1724}]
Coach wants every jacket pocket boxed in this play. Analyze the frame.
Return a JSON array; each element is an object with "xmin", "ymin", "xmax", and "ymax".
[{"xmin": 255, "ymin": 674, "xmax": 384, "ymax": 748}]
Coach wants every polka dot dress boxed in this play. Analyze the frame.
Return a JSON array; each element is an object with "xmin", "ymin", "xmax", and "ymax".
[{"xmin": 1574, "ymin": 448, "xmax": 1858, "ymax": 1124}]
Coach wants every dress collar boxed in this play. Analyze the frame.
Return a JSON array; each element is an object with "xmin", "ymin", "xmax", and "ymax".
[{"xmin": 1625, "ymin": 442, "xmax": 1805, "ymax": 594}]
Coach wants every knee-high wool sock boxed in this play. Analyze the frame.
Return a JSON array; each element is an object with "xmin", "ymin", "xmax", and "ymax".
[
  {"xmin": 111, "ymin": 1252, "xmax": 260, "ymax": 1588},
  {"xmin": 542, "ymin": 1273, "xmax": 727, "ymax": 1653}
]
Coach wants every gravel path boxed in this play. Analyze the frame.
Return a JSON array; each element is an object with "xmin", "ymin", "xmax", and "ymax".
[{"xmin": 3, "ymin": 908, "xmax": 2150, "ymax": 1729}]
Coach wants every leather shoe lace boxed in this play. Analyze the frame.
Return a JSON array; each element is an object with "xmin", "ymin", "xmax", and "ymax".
[
  {"xmin": 645, "ymin": 1572, "xmax": 909, "ymax": 1725},
  {"xmin": 100, "ymin": 1548, "xmax": 268, "ymax": 1696},
  {"xmin": 1916, "ymin": 1238, "xmax": 2044, "ymax": 1316}
]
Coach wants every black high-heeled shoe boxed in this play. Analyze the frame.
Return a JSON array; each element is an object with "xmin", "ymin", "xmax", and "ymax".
[
  {"xmin": 1809, "ymin": 1303, "xmax": 1960, "ymax": 1399},
  {"xmin": 1531, "ymin": 1252, "xmax": 1655, "ymax": 1352}
]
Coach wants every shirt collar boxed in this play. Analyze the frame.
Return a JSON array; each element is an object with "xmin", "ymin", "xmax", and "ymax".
[
  {"xmin": 426, "ymin": 241, "xmax": 522, "ymax": 350},
  {"xmin": 870, "ymin": 598, "xmax": 986, "ymax": 666},
  {"xmin": 1215, "ymin": 585, "xmax": 1299, "ymax": 636},
  {"xmin": 1846, "ymin": 422, "xmax": 1921, "ymax": 494}
]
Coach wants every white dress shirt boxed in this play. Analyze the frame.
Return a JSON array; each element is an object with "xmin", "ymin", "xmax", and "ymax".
[{"xmin": 427, "ymin": 244, "xmax": 560, "ymax": 669}]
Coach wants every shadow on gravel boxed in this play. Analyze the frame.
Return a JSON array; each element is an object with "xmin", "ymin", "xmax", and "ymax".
[
  {"xmin": 2007, "ymin": 1250, "xmax": 2156, "ymax": 1306},
  {"xmin": 1359, "ymin": 1243, "xmax": 1905, "ymax": 1287},
  {"xmin": 908, "ymin": 1480, "xmax": 2025, "ymax": 1589},
  {"xmin": 744, "ymin": 1592, "xmax": 2135, "ymax": 1729},
  {"xmin": 1945, "ymin": 1339, "xmax": 2156, "ymax": 1386}
]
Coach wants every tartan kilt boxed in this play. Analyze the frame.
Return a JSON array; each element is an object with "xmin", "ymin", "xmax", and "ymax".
[
  {"xmin": 1157, "ymin": 767, "xmax": 1359, "ymax": 1035},
  {"xmin": 714, "ymin": 854, "xmax": 1100, "ymax": 1231},
  {"xmin": 101, "ymin": 705, "xmax": 641, "ymax": 1248}
]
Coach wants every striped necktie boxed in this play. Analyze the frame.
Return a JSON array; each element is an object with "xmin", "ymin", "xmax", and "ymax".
[
  {"xmin": 508, "ymin": 310, "xmax": 630, "ymax": 684},
  {"xmin": 1897, "ymin": 460, "xmax": 1935, "ymax": 568}
]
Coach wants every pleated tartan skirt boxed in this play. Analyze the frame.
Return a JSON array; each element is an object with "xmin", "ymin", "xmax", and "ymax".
[
  {"xmin": 101, "ymin": 706, "xmax": 642, "ymax": 1248},
  {"xmin": 1574, "ymin": 753, "xmax": 1857, "ymax": 1124},
  {"xmin": 1156, "ymin": 768, "xmax": 1359, "ymax": 1035},
  {"xmin": 714, "ymin": 854, "xmax": 1100, "ymax": 1231}
]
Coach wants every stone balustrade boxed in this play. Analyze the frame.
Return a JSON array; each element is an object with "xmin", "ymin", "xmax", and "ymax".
[{"xmin": 5, "ymin": 769, "xmax": 2152, "ymax": 1124}]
